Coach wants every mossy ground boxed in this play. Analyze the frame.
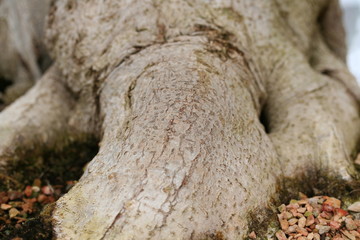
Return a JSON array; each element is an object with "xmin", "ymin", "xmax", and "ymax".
[{"xmin": 0, "ymin": 139, "xmax": 98, "ymax": 240}]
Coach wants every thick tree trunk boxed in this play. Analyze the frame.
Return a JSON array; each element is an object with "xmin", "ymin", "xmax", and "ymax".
[{"xmin": 1, "ymin": 0, "xmax": 360, "ymax": 239}]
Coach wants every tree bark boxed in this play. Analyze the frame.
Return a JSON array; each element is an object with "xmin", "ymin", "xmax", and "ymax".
[{"xmin": 1, "ymin": 0, "xmax": 360, "ymax": 239}]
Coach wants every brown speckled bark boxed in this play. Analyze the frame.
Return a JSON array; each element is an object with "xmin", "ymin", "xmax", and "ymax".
[{"xmin": 0, "ymin": 0, "xmax": 359, "ymax": 239}]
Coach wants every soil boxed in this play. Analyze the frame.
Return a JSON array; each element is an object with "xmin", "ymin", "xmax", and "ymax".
[{"xmin": 0, "ymin": 139, "xmax": 98, "ymax": 240}]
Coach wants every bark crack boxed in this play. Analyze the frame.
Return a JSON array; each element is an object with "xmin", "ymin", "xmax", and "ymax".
[{"xmin": 149, "ymin": 151, "xmax": 203, "ymax": 235}]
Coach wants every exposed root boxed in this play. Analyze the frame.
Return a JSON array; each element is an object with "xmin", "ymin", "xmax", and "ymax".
[
  {"xmin": 52, "ymin": 40, "xmax": 280, "ymax": 240},
  {"xmin": 1, "ymin": 0, "xmax": 359, "ymax": 239},
  {"xmin": 266, "ymin": 45, "xmax": 360, "ymax": 180},
  {"xmin": 0, "ymin": 66, "xmax": 76, "ymax": 170}
]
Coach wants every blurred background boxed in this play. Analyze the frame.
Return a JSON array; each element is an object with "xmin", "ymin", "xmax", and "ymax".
[{"xmin": 341, "ymin": 0, "xmax": 360, "ymax": 82}]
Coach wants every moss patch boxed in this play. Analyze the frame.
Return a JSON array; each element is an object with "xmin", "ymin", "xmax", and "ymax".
[
  {"xmin": 4, "ymin": 138, "xmax": 98, "ymax": 189},
  {"xmin": 0, "ymin": 138, "xmax": 99, "ymax": 239}
]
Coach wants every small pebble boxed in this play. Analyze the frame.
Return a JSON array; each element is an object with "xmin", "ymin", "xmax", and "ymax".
[
  {"xmin": 9, "ymin": 208, "xmax": 20, "ymax": 218},
  {"xmin": 278, "ymin": 214, "xmax": 289, "ymax": 231},
  {"xmin": 348, "ymin": 202, "xmax": 360, "ymax": 212},
  {"xmin": 298, "ymin": 217, "xmax": 306, "ymax": 228},
  {"xmin": 298, "ymin": 208, "xmax": 307, "ymax": 213},
  {"xmin": 297, "ymin": 227, "xmax": 308, "ymax": 236},
  {"xmin": 306, "ymin": 215, "xmax": 315, "ymax": 226},
  {"xmin": 313, "ymin": 233, "xmax": 320, "ymax": 240},
  {"xmin": 341, "ymin": 230, "xmax": 356, "ymax": 240},
  {"xmin": 345, "ymin": 217, "xmax": 357, "ymax": 231},
  {"xmin": 275, "ymin": 230, "xmax": 287, "ymax": 240},
  {"xmin": 288, "ymin": 218, "xmax": 298, "ymax": 226},
  {"xmin": 1, "ymin": 203, "xmax": 12, "ymax": 210},
  {"xmin": 248, "ymin": 231, "xmax": 256, "ymax": 239},
  {"xmin": 330, "ymin": 220, "xmax": 341, "ymax": 230},
  {"xmin": 316, "ymin": 225, "xmax": 330, "ymax": 234},
  {"xmin": 276, "ymin": 195, "xmax": 360, "ymax": 240},
  {"xmin": 286, "ymin": 225, "xmax": 298, "ymax": 234},
  {"xmin": 324, "ymin": 197, "xmax": 341, "ymax": 209}
]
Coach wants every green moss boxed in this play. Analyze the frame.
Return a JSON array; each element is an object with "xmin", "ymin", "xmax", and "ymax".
[
  {"xmin": 246, "ymin": 206, "xmax": 279, "ymax": 240},
  {"xmin": 4, "ymin": 137, "xmax": 99, "ymax": 188}
]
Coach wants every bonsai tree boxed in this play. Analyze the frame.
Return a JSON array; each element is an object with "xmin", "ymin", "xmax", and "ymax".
[{"xmin": 0, "ymin": 0, "xmax": 359, "ymax": 239}]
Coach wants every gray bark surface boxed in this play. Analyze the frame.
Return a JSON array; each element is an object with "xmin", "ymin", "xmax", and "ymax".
[{"xmin": 0, "ymin": 0, "xmax": 359, "ymax": 239}]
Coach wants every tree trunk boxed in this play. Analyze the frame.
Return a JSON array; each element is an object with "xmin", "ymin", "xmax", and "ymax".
[{"xmin": 1, "ymin": 0, "xmax": 360, "ymax": 239}]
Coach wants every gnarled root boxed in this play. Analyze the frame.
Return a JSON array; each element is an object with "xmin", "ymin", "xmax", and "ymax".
[
  {"xmin": 1, "ymin": 0, "xmax": 359, "ymax": 239},
  {"xmin": 52, "ymin": 40, "xmax": 360, "ymax": 240},
  {"xmin": 52, "ymin": 39, "xmax": 280, "ymax": 239},
  {"xmin": 267, "ymin": 50, "xmax": 360, "ymax": 181},
  {"xmin": 0, "ymin": 66, "xmax": 75, "ymax": 169}
]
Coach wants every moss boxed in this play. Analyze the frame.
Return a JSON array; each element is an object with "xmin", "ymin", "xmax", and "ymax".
[
  {"xmin": 246, "ymin": 207, "xmax": 279, "ymax": 240},
  {"xmin": 0, "ymin": 137, "xmax": 99, "ymax": 239},
  {"xmin": 4, "ymin": 137, "xmax": 98, "ymax": 188},
  {"xmin": 0, "ymin": 174, "xmax": 22, "ymax": 192}
]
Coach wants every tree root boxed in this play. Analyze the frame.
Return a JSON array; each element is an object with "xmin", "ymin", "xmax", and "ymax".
[
  {"xmin": 0, "ymin": 66, "xmax": 76, "ymax": 170},
  {"xmin": 1, "ymin": 0, "xmax": 359, "ymax": 239},
  {"xmin": 52, "ymin": 40, "xmax": 280, "ymax": 240}
]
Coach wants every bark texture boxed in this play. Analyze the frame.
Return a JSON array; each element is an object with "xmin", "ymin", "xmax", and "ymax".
[{"xmin": 0, "ymin": 0, "xmax": 360, "ymax": 239}]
